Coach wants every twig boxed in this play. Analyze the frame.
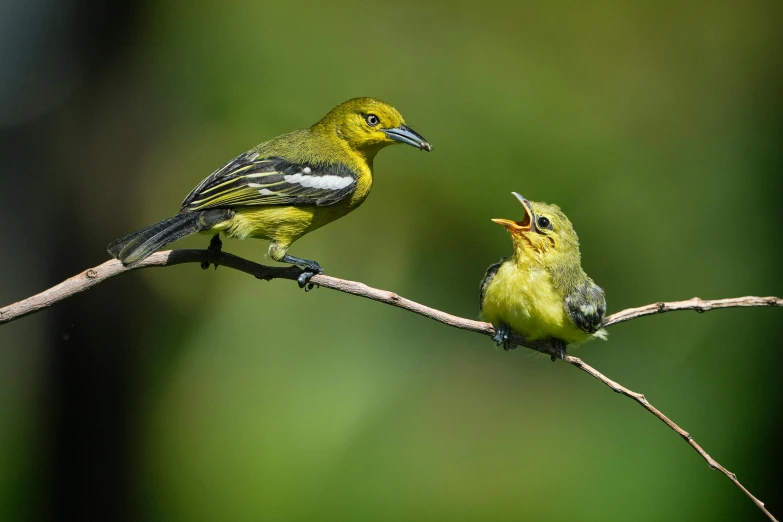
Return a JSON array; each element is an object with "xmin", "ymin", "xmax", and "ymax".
[
  {"xmin": 566, "ymin": 356, "xmax": 777, "ymax": 521},
  {"xmin": 0, "ymin": 249, "xmax": 778, "ymax": 521},
  {"xmin": 0, "ymin": 250, "xmax": 298, "ymax": 325},
  {"xmin": 603, "ymin": 296, "xmax": 782, "ymax": 327},
  {"xmin": 0, "ymin": 249, "xmax": 555, "ymax": 354}
]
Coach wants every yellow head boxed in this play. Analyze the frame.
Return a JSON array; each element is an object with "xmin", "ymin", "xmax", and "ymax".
[
  {"xmin": 314, "ymin": 97, "xmax": 431, "ymax": 156},
  {"xmin": 492, "ymin": 192, "xmax": 581, "ymax": 267}
]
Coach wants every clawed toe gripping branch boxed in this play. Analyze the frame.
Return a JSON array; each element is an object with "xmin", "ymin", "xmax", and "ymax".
[
  {"xmin": 0, "ymin": 248, "xmax": 780, "ymax": 521},
  {"xmin": 201, "ymin": 234, "xmax": 223, "ymax": 270}
]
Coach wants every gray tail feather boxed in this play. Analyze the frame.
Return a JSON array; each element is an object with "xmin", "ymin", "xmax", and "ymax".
[{"xmin": 107, "ymin": 209, "xmax": 233, "ymax": 267}]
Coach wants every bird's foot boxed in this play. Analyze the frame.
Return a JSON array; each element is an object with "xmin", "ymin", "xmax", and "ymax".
[
  {"xmin": 201, "ymin": 234, "xmax": 222, "ymax": 270},
  {"xmin": 492, "ymin": 322, "xmax": 514, "ymax": 351},
  {"xmin": 282, "ymin": 255, "xmax": 323, "ymax": 292},
  {"xmin": 550, "ymin": 339, "xmax": 567, "ymax": 362}
]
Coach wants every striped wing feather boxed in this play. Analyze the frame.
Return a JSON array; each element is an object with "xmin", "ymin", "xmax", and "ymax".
[{"xmin": 181, "ymin": 151, "xmax": 357, "ymax": 211}]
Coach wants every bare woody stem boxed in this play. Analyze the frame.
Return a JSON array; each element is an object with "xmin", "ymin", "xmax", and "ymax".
[
  {"xmin": 0, "ymin": 249, "xmax": 779, "ymax": 521},
  {"xmin": 566, "ymin": 356, "xmax": 777, "ymax": 521},
  {"xmin": 0, "ymin": 249, "xmax": 556, "ymax": 354},
  {"xmin": 603, "ymin": 295, "xmax": 783, "ymax": 327}
]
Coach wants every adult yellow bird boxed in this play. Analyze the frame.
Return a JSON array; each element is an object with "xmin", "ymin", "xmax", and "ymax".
[
  {"xmin": 479, "ymin": 193, "xmax": 606, "ymax": 359},
  {"xmin": 108, "ymin": 97, "xmax": 431, "ymax": 287}
]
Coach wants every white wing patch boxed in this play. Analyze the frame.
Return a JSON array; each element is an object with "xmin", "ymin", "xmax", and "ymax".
[
  {"xmin": 245, "ymin": 169, "xmax": 353, "ymax": 197},
  {"xmin": 283, "ymin": 173, "xmax": 353, "ymax": 190}
]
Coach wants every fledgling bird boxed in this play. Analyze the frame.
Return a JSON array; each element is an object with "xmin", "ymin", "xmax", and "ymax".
[
  {"xmin": 108, "ymin": 97, "xmax": 431, "ymax": 287},
  {"xmin": 479, "ymin": 193, "xmax": 606, "ymax": 359}
]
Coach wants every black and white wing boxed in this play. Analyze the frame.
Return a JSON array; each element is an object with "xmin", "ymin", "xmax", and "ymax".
[
  {"xmin": 180, "ymin": 151, "xmax": 357, "ymax": 211},
  {"xmin": 564, "ymin": 281, "xmax": 606, "ymax": 334}
]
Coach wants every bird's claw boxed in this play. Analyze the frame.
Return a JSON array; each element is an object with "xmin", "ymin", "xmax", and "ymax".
[
  {"xmin": 297, "ymin": 271, "xmax": 318, "ymax": 292},
  {"xmin": 201, "ymin": 234, "xmax": 222, "ymax": 270},
  {"xmin": 296, "ymin": 261, "xmax": 322, "ymax": 292},
  {"xmin": 281, "ymin": 255, "xmax": 323, "ymax": 292},
  {"xmin": 491, "ymin": 325, "xmax": 566, "ymax": 359},
  {"xmin": 492, "ymin": 322, "xmax": 514, "ymax": 351},
  {"xmin": 550, "ymin": 340, "xmax": 567, "ymax": 362}
]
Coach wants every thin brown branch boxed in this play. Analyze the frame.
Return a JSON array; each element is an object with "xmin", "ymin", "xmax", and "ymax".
[
  {"xmin": 566, "ymin": 356, "xmax": 777, "ymax": 521},
  {"xmin": 603, "ymin": 295, "xmax": 782, "ymax": 327},
  {"xmin": 0, "ymin": 249, "xmax": 778, "ymax": 520},
  {"xmin": 0, "ymin": 249, "xmax": 555, "ymax": 354}
]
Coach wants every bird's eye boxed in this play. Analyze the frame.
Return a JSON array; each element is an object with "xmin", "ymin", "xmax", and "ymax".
[
  {"xmin": 537, "ymin": 216, "xmax": 551, "ymax": 230},
  {"xmin": 365, "ymin": 114, "xmax": 380, "ymax": 127}
]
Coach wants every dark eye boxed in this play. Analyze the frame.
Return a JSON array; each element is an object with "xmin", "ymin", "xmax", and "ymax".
[
  {"xmin": 537, "ymin": 216, "xmax": 551, "ymax": 230},
  {"xmin": 365, "ymin": 114, "xmax": 380, "ymax": 127}
]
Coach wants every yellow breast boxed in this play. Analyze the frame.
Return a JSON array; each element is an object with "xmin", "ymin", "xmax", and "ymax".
[{"xmin": 481, "ymin": 260, "xmax": 590, "ymax": 344}]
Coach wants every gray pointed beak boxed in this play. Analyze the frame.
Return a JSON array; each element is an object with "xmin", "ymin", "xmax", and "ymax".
[
  {"xmin": 383, "ymin": 124, "xmax": 432, "ymax": 151},
  {"xmin": 512, "ymin": 192, "xmax": 528, "ymax": 206}
]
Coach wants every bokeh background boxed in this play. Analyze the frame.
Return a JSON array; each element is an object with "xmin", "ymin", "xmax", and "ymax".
[{"xmin": 1, "ymin": 1, "xmax": 782, "ymax": 520}]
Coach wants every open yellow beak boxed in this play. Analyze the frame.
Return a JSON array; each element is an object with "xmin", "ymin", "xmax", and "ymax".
[{"xmin": 491, "ymin": 192, "xmax": 532, "ymax": 233}]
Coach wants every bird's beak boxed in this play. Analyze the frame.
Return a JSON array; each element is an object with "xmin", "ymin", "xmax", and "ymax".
[
  {"xmin": 383, "ymin": 124, "xmax": 432, "ymax": 151},
  {"xmin": 492, "ymin": 192, "xmax": 532, "ymax": 233}
]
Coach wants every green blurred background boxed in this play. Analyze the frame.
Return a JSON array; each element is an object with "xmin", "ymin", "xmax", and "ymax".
[{"xmin": 1, "ymin": 1, "xmax": 782, "ymax": 520}]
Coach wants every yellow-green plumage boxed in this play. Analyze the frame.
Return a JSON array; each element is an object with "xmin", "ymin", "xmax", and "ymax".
[
  {"xmin": 211, "ymin": 125, "xmax": 376, "ymax": 256},
  {"xmin": 481, "ymin": 261, "xmax": 592, "ymax": 344},
  {"xmin": 108, "ymin": 98, "xmax": 430, "ymax": 269},
  {"xmin": 480, "ymin": 193, "xmax": 606, "ymax": 351}
]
